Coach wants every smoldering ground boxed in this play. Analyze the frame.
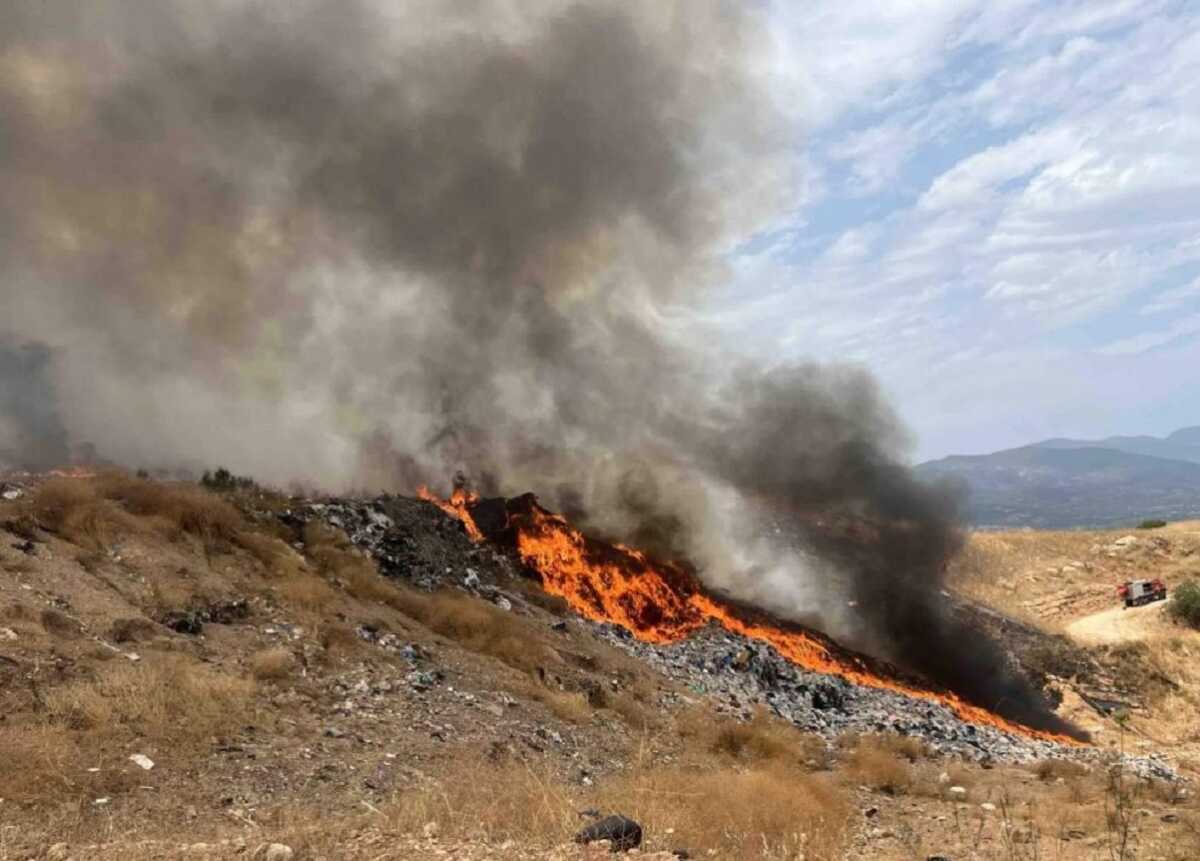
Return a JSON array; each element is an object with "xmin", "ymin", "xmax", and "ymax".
[{"xmin": 0, "ymin": 0, "xmax": 1078, "ymax": 734}]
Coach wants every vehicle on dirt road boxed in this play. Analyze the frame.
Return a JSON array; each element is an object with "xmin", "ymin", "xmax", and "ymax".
[{"xmin": 1117, "ymin": 578, "xmax": 1168, "ymax": 608}]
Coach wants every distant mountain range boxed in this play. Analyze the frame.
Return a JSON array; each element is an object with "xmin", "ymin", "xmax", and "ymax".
[{"xmin": 916, "ymin": 426, "xmax": 1200, "ymax": 529}]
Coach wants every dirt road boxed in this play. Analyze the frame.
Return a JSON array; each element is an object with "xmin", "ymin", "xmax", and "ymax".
[{"xmin": 1065, "ymin": 600, "xmax": 1169, "ymax": 645}]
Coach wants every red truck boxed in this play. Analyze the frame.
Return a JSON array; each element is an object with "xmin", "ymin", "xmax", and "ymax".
[{"xmin": 1117, "ymin": 578, "xmax": 1168, "ymax": 608}]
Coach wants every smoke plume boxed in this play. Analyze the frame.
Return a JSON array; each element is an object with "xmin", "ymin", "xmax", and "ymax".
[{"xmin": 0, "ymin": 0, "xmax": 1074, "ymax": 733}]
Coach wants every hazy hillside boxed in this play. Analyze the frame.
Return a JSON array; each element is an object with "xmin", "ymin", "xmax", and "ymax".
[
  {"xmin": 919, "ymin": 435, "xmax": 1200, "ymax": 528},
  {"xmin": 1033, "ymin": 426, "xmax": 1200, "ymax": 465}
]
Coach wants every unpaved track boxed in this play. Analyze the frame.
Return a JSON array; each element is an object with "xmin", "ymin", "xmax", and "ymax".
[{"xmin": 1065, "ymin": 600, "xmax": 1168, "ymax": 645}]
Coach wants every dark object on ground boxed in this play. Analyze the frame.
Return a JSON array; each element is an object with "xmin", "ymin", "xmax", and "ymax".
[
  {"xmin": 162, "ymin": 599, "xmax": 249, "ymax": 635},
  {"xmin": 574, "ymin": 814, "xmax": 643, "ymax": 852}
]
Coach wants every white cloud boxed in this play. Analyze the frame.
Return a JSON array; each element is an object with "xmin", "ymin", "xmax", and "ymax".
[
  {"xmin": 1141, "ymin": 277, "xmax": 1200, "ymax": 315},
  {"xmin": 731, "ymin": 1, "xmax": 1200, "ymax": 456},
  {"xmin": 1097, "ymin": 314, "xmax": 1200, "ymax": 355}
]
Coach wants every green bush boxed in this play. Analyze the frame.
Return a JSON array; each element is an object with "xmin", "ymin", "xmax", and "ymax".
[
  {"xmin": 200, "ymin": 467, "xmax": 256, "ymax": 492},
  {"xmin": 1137, "ymin": 519, "xmax": 1167, "ymax": 529},
  {"xmin": 1167, "ymin": 580, "xmax": 1200, "ymax": 629}
]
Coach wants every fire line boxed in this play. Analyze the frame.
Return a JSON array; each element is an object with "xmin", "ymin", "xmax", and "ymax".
[{"xmin": 420, "ymin": 486, "xmax": 1084, "ymax": 746}]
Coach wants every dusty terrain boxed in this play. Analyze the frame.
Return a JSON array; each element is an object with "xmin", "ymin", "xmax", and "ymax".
[{"xmin": 2, "ymin": 473, "xmax": 1198, "ymax": 860}]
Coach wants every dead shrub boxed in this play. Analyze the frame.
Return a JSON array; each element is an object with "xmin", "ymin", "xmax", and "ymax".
[
  {"xmin": 277, "ymin": 573, "xmax": 337, "ymax": 613},
  {"xmin": 236, "ymin": 530, "xmax": 304, "ymax": 578},
  {"xmin": 846, "ymin": 738, "xmax": 913, "ymax": 795},
  {"xmin": 676, "ymin": 707, "xmax": 819, "ymax": 766},
  {"xmin": 31, "ymin": 478, "xmax": 140, "ymax": 550},
  {"xmin": 422, "ymin": 591, "xmax": 549, "ymax": 673},
  {"xmin": 109, "ymin": 617, "xmax": 161, "ymax": 643},
  {"xmin": 95, "ymin": 473, "xmax": 244, "ymax": 545},
  {"xmin": 535, "ymin": 688, "xmax": 591, "ymax": 723},
  {"xmin": 250, "ymin": 647, "xmax": 297, "ymax": 681},
  {"xmin": 1034, "ymin": 758, "xmax": 1089, "ymax": 781},
  {"xmin": 318, "ymin": 623, "xmax": 361, "ymax": 655},
  {"xmin": 44, "ymin": 654, "xmax": 254, "ymax": 745},
  {"xmin": 40, "ymin": 607, "xmax": 82, "ymax": 638},
  {"xmin": 0, "ymin": 725, "xmax": 81, "ymax": 804},
  {"xmin": 341, "ymin": 563, "xmax": 399, "ymax": 603}
]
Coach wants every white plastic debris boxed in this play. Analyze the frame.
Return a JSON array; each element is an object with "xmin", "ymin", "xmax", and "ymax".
[{"xmin": 129, "ymin": 754, "xmax": 155, "ymax": 771}]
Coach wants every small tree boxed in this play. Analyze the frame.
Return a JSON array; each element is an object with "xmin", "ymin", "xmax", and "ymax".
[
  {"xmin": 1167, "ymin": 580, "xmax": 1200, "ymax": 629},
  {"xmin": 1137, "ymin": 518, "xmax": 1167, "ymax": 530}
]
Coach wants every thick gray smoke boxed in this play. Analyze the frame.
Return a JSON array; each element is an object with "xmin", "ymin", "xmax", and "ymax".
[{"xmin": 0, "ymin": 0, "xmax": 1073, "ymax": 732}]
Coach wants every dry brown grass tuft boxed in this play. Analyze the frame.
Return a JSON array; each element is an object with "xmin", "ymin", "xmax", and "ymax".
[
  {"xmin": 675, "ymin": 707, "xmax": 827, "ymax": 767},
  {"xmin": 250, "ymin": 647, "xmax": 297, "ymax": 681},
  {"xmin": 845, "ymin": 737, "xmax": 913, "ymax": 795},
  {"xmin": 0, "ymin": 725, "xmax": 83, "ymax": 804},
  {"xmin": 236, "ymin": 530, "xmax": 305, "ymax": 578},
  {"xmin": 108, "ymin": 616, "xmax": 161, "ymax": 643},
  {"xmin": 385, "ymin": 586, "xmax": 552, "ymax": 674},
  {"xmin": 31, "ymin": 478, "xmax": 141, "ymax": 550},
  {"xmin": 318, "ymin": 622, "xmax": 361, "ymax": 655},
  {"xmin": 40, "ymin": 607, "xmax": 82, "ymax": 638},
  {"xmin": 1033, "ymin": 758, "xmax": 1090, "ymax": 781},
  {"xmin": 276, "ymin": 573, "xmax": 338, "ymax": 613},
  {"xmin": 44, "ymin": 655, "xmax": 254, "ymax": 745},
  {"xmin": 95, "ymin": 473, "xmax": 244, "ymax": 544}
]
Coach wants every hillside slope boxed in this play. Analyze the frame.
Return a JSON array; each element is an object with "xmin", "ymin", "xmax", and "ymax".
[
  {"xmin": 2, "ymin": 473, "xmax": 1198, "ymax": 860},
  {"xmin": 1033, "ymin": 426, "xmax": 1200, "ymax": 465},
  {"xmin": 918, "ymin": 445, "xmax": 1200, "ymax": 528}
]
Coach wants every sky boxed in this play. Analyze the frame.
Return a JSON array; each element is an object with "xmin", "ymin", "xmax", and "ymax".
[{"xmin": 727, "ymin": 0, "xmax": 1200, "ymax": 461}]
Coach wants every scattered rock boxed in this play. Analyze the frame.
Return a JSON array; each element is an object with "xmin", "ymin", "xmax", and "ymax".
[
  {"xmin": 128, "ymin": 753, "xmax": 155, "ymax": 771},
  {"xmin": 575, "ymin": 814, "xmax": 643, "ymax": 852},
  {"xmin": 422, "ymin": 821, "xmax": 440, "ymax": 839},
  {"xmin": 948, "ymin": 786, "xmax": 967, "ymax": 799},
  {"xmin": 253, "ymin": 844, "xmax": 294, "ymax": 861},
  {"xmin": 979, "ymin": 802, "xmax": 996, "ymax": 812},
  {"xmin": 0, "ymin": 626, "xmax": 17, "ymax": 641},
  {"xmin": 45, "ymin": 843, "xmax": 71, "ymax": 861}
]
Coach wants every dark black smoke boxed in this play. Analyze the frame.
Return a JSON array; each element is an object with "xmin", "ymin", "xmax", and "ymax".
[{"xmin": 0, "ymin": 0, "xmax": 1075, "ymax": 734}]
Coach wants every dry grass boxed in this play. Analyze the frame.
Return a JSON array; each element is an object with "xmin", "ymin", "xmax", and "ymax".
[
  {"xmin": 94, "ymin": 473, "xmax": 244, "ymax": 544},
  {"xmin": 31, "ymin": 478, "xmax": 142, "ymax": 550},
  {"xmin": 236, "ymin": 530, "xmax": 306, "ymax": 578},
  {"xmin": 318, "ymin": 622, "xmax": 362, "ymax": 655},
  {"xmin": 40, "ymin": 607, "xmax": 83, "ymax": 638},
  {"xmin": 595, "ymin": 764, "xmax": 849, "ymax": 860},
  {"xmin": 1033, "ymin": 758, "xmax": 1090, "ymax": 782},
  {"xmin": 250, "ymin": 647, "xmax": 297, "ymax": 681},
  {"xmin": 376, "ymin": 754, "xmax": 850, "ymax": 860},
  {"xmin": 276, "ymin": 572, "xmax": 338, "ymax": 613},
  {"xmin": 845, "ymin": 736, "xmax": 914, "ymax": 795},
  {"xmin": 40, "ymin": 654, "xmax": 253, "ymax": 753},
  {"xmin": 0, "ymin": 725, "xmax": 86, "ymax": 804},
  {"xmin": 380, "ymin": 585, "xmax": 552, "ymax": 675}
]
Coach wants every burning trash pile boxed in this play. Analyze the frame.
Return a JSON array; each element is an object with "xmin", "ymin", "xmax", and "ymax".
[{"xmin": 294, "ymin": 490, "xmax": 1176, "ymax": 778}]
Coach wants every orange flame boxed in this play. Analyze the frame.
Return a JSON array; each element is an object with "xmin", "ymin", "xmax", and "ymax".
[
  {"xmin": 418, "ymin": 485, "xmax": 484, "ymax": 542},
  {"xmin": 425, "ymin": 489, "xmax": 1082, "ymax": 746}
]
